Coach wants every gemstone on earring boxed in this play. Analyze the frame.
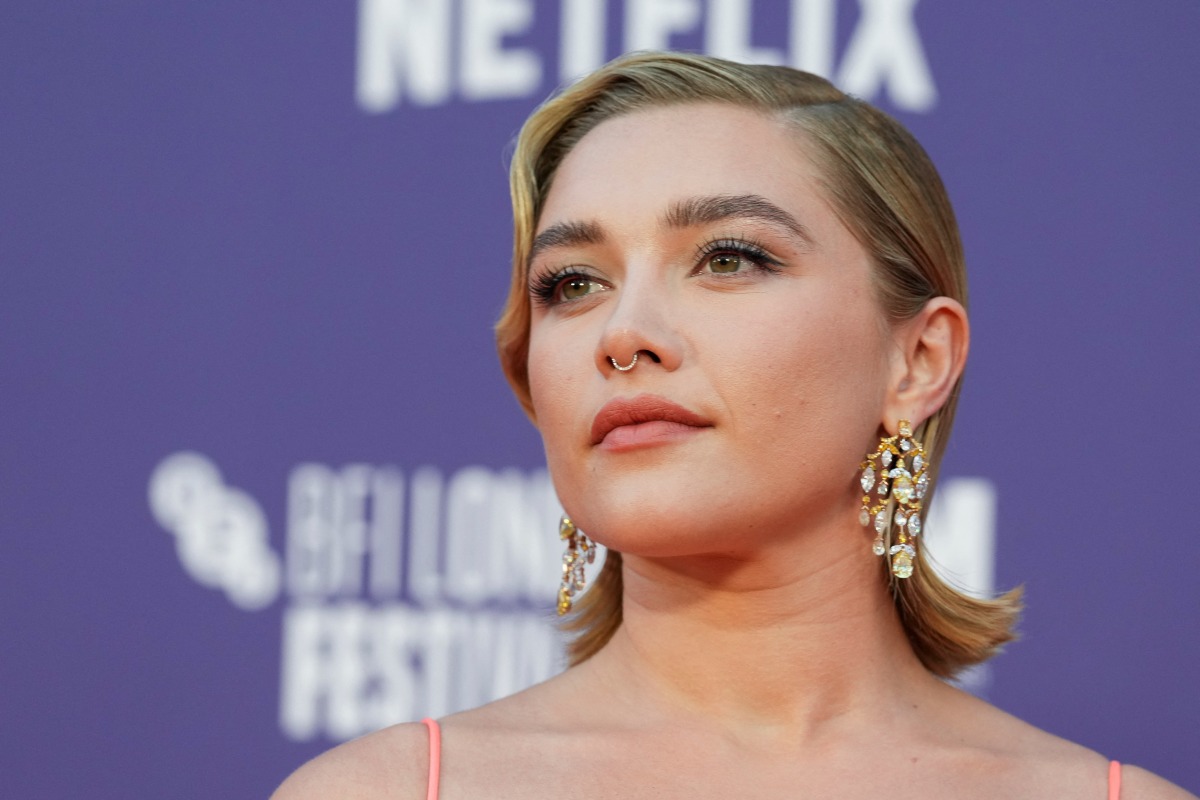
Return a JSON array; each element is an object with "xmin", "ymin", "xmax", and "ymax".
[
  {"xmin": 860, "ymin": 466, "xmax": 875, "ymax": 494},
  {"xmin": 872, "ymin": 537, "xmax": 886, "ymax": 556},
  {"xmin": 894, "ymin": 510, "xmax": 907, "ymax": 527},
  {"xmin": 889, "ymin": 469, "xmax": 914, "ymax": 504},
  {"xmin": 907, "ymin": 514, "xmax": 921, "ymax": 536},
  {"xmin": 874, "ymin": 509, "xmax": 888, "ymax": 535},
  {"xmin": 889, "ymin": 544, "xmax": 916, "ymax": 578},
  {"xmin": 913, "ymin": 454, "xmax": 924, "ymax": 473},
  {"xmin": 898, "ymin": 420, "xmax": 913, "ymax": 437},
  {"xmin": 915, "ymin": 473, "xmax": 930, "ymax": 500},
  {"xmin": 859, "ymin": 507, "xmax": 870, "ymax": 527},
  {"xmin": 900, "ymin": 438, "xmax": 912, "ymax": 452},
  {"xmin": 559, "ymin": 516, "xmax": 575, "ymax": 539},
  {"xmin": 881, "ymin": 450, "xmax": 893, "ymax": 468},
  {"xmin": 877, "ymin": 479, "xmax": 888, "ymax": 496}
]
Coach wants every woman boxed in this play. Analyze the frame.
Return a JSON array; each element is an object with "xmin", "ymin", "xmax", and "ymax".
[{"xmin": 274, "ymin": 52, "xmax": 1193, "ymax": 800}]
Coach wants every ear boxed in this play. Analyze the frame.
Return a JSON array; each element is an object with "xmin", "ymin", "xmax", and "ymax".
[{"xmin": 883, "ymin": 297, "xmax": 969, "ymax": 431}]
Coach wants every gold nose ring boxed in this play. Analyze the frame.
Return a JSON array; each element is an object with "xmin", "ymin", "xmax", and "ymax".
[{"xmin": 609, "ymin": 353, "xmax": 638, "ymax": 372}]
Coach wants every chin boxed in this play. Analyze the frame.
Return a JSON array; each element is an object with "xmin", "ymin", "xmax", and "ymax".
[{"xmin": 566, "ymin": 494, "xmax": 752, "ymax": 558}]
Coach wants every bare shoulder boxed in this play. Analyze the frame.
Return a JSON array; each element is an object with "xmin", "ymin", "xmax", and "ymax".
[
  {"xmin": 945, "ymin": 691, "xmax": 1195, "ymax": 799},
  {"xmin": 272, "ymin": 670, "xmax": 569, "ymax": 799},
  {"xmin": 1120, "ymin": 764, "xmax": 1198, "ymax": 800},
  {"xmin": 270, "ymin": 722, "xmax": 431, "ymax": 800}
]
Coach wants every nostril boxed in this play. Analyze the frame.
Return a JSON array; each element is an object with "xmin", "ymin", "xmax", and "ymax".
[{"xmin": 643, "ymin": 351, "xmax": 662, "ymax": 364}]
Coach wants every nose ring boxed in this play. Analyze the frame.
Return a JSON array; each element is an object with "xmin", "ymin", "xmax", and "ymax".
[{"xmin": 609, "ymin": 353, "xmax": 638, "ymax": 372}]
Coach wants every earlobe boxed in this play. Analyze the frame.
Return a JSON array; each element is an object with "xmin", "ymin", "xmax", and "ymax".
[{"xmin": 884, "ymin": 297, "xmax": 969, "ymax": 428}]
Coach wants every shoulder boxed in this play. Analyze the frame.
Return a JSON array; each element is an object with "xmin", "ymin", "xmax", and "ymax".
[
  {"xmin": 961, "ymin": 699, "xmax": 1196, "ymax": 800},
  {"xmin": 270, "ymin": 721, "xmax": 432, "ymax": 800},
  {"xmin": 1120, "ymin": 764, "xmax": 1198, "ymax": 800},
  {"xmin": 931, "ymin": 689, "xmax": 1190, "ymax": 799}
]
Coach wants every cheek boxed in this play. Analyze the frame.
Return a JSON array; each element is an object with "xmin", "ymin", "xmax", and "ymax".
[
  {"xmin": 526, "ymin": 336, "xmax": 557, "ymax": 427},
  {"xmin": 791, "ymin": 320, "xmax": 886, "ymax": 414},
  {"xmin": 526, "ymin": 330, "xmax": 583, "ymax": 449},
  {"xmin": 714, "ymin": 295, "xmax": 890, "ymax": 459},
  {"xmin": 527, "ymin": 332, "xmax": 597, "ymax": 519}
]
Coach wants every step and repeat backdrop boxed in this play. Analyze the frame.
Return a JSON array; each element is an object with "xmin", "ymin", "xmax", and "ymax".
[{"xmin": 3, "ymin": 2, "xmax": 1197, "ymax": 797}]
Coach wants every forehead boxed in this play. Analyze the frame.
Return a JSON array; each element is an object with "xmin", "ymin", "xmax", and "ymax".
[{"xmin": 539, "ymin": 103, "xmax": 831, "ymax": 232}]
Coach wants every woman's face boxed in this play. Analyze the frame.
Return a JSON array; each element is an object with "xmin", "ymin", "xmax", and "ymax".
[{"xmin": 526, "ymin": 104, "xmax": 897, "ymax": 558}]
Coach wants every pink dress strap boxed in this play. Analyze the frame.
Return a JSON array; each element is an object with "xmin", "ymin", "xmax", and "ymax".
[
  {"xmin": 1108, "ymin": 761, "xmax": 1122, "ymax": 800},
  {"xmin": 421, "ymin": 718, "xmax": 441, "ymax": 800}
]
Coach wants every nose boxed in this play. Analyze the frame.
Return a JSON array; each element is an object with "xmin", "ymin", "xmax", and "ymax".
[{"xmin": 595, "ymin": 273, "xmax": 683, "ymax": 375}]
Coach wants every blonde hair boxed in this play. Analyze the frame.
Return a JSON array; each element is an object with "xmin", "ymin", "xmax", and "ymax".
[{"xmin": 496, "ymin": 51, "xmax": 1021, "ymax": 678}]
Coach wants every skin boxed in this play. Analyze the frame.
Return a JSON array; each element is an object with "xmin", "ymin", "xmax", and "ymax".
[{"xmin": 273, "ymin": 105, "xmax": 1194, "ymax": 800}]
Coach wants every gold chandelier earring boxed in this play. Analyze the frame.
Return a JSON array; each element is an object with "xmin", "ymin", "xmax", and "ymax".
[
  {"xmin": 557, "ymin": 515, "xmax": 596, "ymax": 615},
  {"xmin": 858, "ymin": 420, "xmax": 929, "ymax": 579}
]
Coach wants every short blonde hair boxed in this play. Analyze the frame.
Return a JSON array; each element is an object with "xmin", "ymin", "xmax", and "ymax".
[{"xmin": 496, "ymin": 51, "xmax": 1021, "ymax": 678}]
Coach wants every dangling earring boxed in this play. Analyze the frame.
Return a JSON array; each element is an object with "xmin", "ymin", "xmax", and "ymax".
[
  {"xmin": 858, "ymin": 419, "xmax": 929, "ymax": 579},
  {"xmin": 557, "ymin": 515, "xmax": 596, "ymax": 615}
]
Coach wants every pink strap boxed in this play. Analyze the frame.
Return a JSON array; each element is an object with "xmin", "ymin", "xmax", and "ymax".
[
  {"xmin": 421, "ymin": 718, "xmax": 441, "ymax": 800},
  {"xmin": 1108, "ymin": 761, "xmax": 1121, "ymax": 800}
]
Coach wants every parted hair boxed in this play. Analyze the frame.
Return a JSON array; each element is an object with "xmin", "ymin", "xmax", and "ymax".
[{"xmin": 496, "ymin": 51, "xmax": 1021, "ymax": 678}]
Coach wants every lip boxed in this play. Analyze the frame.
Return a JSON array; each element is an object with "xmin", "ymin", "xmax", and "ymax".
[{"xmin": 590, "ymin": 394, "xmax": 714, "ymax": 451}]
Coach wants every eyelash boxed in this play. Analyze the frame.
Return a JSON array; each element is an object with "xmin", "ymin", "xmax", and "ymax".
[
  {"xmin": 529, "ymin": 268, "xmax": 594, "ymax": 307},
  {"xmin": 695, "ymin": 236, "xmax": 782, "ymax": 274},
  {"xmin": 529, "ymin": 236, "xmax": 783, "ymax": 307}
]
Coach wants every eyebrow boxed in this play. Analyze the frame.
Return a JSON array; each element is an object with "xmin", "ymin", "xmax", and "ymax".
[
  {"xmin": 527, "ymin": 193, "xmax": 812, "ymax": 269},
  {"xmin": 663, "ymin": 194, "xmax": 813, "ymax": 246},
  {"xmin": 528, "ymin": 220, "xmax": 606, "ymax": 268}
]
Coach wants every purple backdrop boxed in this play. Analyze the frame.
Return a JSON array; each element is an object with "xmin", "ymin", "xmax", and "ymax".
[{"xmin": 3, "ymin": 2, "xmax": 1197, "ymax": 797}]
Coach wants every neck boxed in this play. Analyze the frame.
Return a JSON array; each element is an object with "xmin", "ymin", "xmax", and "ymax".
[{"xmin": 581, "ymin": 529, "xmax": 940, "ymax": 740}]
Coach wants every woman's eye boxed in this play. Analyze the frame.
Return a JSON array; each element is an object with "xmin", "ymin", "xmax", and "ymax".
[
  {"xmin": 530, "ymin": 269, "xmax": 608, "ymax": 307},
  {"xmin": 705, "ymin": 253, "xmax": 744, "ymax": 274},
  {"xmin": 560, "ymin": 276, "xmax": 603, "ymax": 300},
  {"xmin": 695, "ymin": 239, "xmax": 781, "ymax": 279}
]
